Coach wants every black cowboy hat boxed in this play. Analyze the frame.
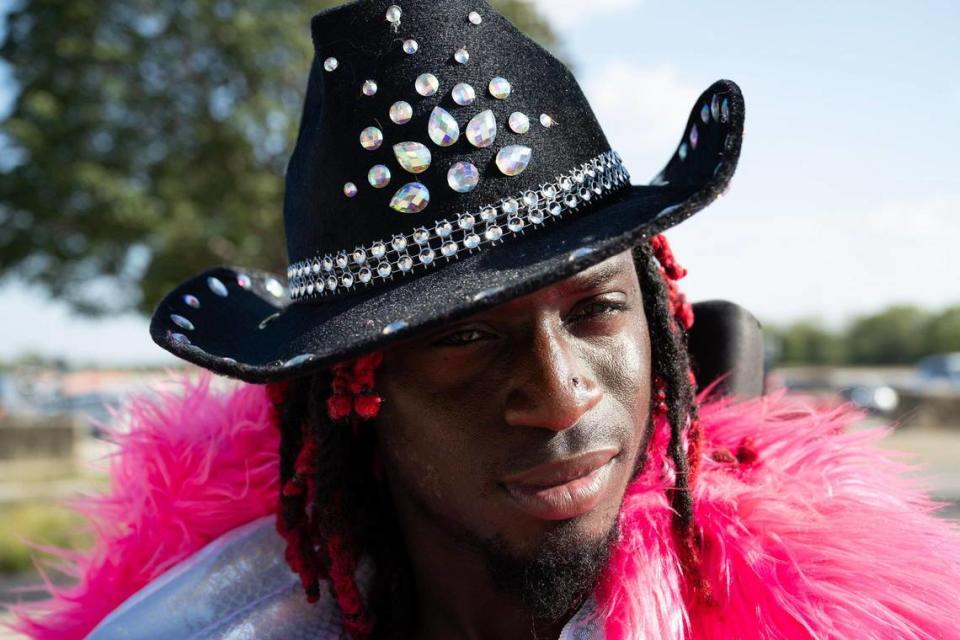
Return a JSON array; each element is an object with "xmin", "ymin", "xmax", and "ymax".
[{"xmin": 150, "ymin": 0, "xmax": 745, "ymax": 384}]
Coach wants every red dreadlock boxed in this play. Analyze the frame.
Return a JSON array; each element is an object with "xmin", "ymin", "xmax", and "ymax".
[{"xmin": 268, "ymin": 352, "xmax": 384, "ymax": 639}]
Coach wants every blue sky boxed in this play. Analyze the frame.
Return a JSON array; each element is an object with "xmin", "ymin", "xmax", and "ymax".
[{"xmin": 1, "ymin": 0, "xmax": 958, "ymax": 365}]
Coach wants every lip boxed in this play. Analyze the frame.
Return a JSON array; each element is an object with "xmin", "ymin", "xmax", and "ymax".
[{"xmin": 500, "ymin": 449, "xmax": 619, "ymax": 521}]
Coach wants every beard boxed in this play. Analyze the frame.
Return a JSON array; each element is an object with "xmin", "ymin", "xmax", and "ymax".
[{"xmin": 480, "ymin": 518, "xmax": 619, "ymax": 623}]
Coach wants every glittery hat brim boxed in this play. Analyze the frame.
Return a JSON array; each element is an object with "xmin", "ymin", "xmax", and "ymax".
[{"xmin": 150, "ymin": 80, "xmax": 744, "ymax": 383}]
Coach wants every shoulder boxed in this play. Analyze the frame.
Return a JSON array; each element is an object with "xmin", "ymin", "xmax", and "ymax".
[
  {"xmin": 88, "ymin": 517, "xmax": 346, "ymax": 640},
  {"xmin": 693, "ymin": 394, "xmax": 960, "ymax": 638}
]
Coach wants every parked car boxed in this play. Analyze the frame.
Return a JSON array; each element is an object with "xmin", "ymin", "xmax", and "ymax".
[{"xmin": 914, "ymin": 353, "xmax": 960, "ymax": 391}]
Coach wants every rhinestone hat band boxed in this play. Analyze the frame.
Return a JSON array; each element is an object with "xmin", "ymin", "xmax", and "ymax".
[{"xmin": 287, "ymin": 150, "xmax": 630, "ymax": 301}]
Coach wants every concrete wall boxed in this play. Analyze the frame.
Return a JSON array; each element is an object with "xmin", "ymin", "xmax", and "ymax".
[{"xmin": 0, "ymin": 414, "xmax": 78, "ymax": 463}]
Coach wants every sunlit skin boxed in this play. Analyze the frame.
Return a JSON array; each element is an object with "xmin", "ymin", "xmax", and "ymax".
[{"xmin": 374, "ymin": 250, "xmax": 654, "ymax": 640}]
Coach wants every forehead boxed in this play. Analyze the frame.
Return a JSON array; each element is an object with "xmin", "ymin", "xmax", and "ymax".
[{"xmin": 476, "ymin": 251, "xmax": 637, "ymax": 316}]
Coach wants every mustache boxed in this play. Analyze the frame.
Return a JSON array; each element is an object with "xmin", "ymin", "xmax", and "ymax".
[{"xmin": 496, "ymin": 419, "xmax": 631, "ymax": 471}]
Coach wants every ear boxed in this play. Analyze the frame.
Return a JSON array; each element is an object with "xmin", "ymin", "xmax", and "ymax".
[{"xmin": 688, "ymin": 301, "xmax": 765, "ymax": 399}]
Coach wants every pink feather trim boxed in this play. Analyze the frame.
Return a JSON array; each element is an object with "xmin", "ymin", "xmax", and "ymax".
[
  {"xmin": 5, "ymin": 375, "xmax": 280, "ymax": 640},
  {"xmin": 596, "ymin": 392, "xmax": 960, "ymax": 639},
  {"xmin": 6, "ymin": 378, "xmax": 960, "ymax": 639}
]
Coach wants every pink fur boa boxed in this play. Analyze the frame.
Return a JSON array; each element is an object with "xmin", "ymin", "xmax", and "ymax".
[{"xmin": 6, "ymin": 376, "xmax": 960, "ymax": 639}]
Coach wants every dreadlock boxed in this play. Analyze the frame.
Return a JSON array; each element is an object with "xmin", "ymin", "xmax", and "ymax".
[{"xmin": 267, "ymin": 236, "xmax": 705, "ymax": 639}]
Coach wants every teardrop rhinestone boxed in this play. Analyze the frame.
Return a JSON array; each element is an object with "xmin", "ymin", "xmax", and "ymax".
[
  {"xmin": 207, "ymin": 277, "xmax": 228, "ymax": 297},
  {"xmin": 323, "ymin": 57, "xmax": 338, "ymax": 72},
  {"xmin": 183, "ymin": 294, "xmax": 200, "ymax": 309},
  {"xmin": 711, "ymin": 95, "xmax": 721, "ymax": 122},
  {"xmin": 447, "ymin": 161, "xmax": 480, "ymax": 193},
  {"xmin": 428, "ymin": 107, "xmax": 460, "ymax": 147},
  {"xmin": 489, "ymin": 77, "xmax": 511, "ymax": 100},
  {"xmin": 452, "ymin": 83, "xmax": 476, "ymax": 106},
  {"xmin": 344, "ymin": 182, "xmax": 358, "ymax": 198},
  {"xmin": 390, "ymin": 183, "xmax": 431, "ymax": 213},
  {"xmin": 265, "ymin": 278, "xmax": 285, "ymax": 298},
  {"xmin": 237, "ymin": 273, "xmax": 252, "ymax": 289},
  {"xmin": 540, "ymin": 113, "xmax": 556, "ymax": 128},
  {"xmin": 362, "ymin": 80, "xmax": 378, "ymax": 96},
  {"xmin": 415, "ymin": 73, "xmax": 439, "ymax": 97},
  {"xmin": 700, "ymin": 104, "xmax": 711, "ymax": 124},
  {"xmin": 171, "ymin": 314, "xmax": 194, "ymax": 331},
  {"xmin": 466, "ymin": 109, "xmax": 497, "ymax": 148},
  {"xmin": 678, "ymin": 142, "xmax": 688, "ymax": 161},
  {"xmin": 454, "ymin": 48, "xmax": 470, "ymax": 64},
  {"xmin": 690, "ymin": 124, "xmax": 699, "ymax": 149},
  {"xmin": 495, "ymin": 145, "xmax": 532, "ymax": 177},
  {"xmin": 721, "ymin": 98, "xmax": 730, "ymax": 123},
  {"xmin": 385, "ymin": 5, "xmax": 402, "ymax": 23},
  {"xmin": 508, "ymin": 112, "xmax": 530, "ymax": 134},
  {"xmin": 469, "ymin": 11, "xmax": 482, "ymax": 25},
  {"xmin": 360, "ymin": 127, "xmax": 383, "ymax": 151},
  {"xmin": 403, "ymin": 39, "xmax": 419, "ymax": 54},
  {"xmin": 368, "ymin": 164, "xmax": 392, "ymax": 189},
  {"xmin": 393, "ymin": 141, "xmax": 432, "ymax": 174},
  {"xmin": 390, "ymin": 101, "xmax": 413, "ymax": 125}
]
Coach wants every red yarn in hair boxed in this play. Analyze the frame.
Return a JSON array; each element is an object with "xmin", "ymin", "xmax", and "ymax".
[{"xmin": 651, "ymin": 234, "xmax": 695, "ymax": 331}]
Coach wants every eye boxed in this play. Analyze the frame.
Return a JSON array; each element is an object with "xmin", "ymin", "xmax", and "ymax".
[
  {"xmin": 434, "ymin": 328, "xmax": 492, "ymax": 347},
  {"xmin": 568, "ymin": 300, "xmax": 628, "ymax": 323}
]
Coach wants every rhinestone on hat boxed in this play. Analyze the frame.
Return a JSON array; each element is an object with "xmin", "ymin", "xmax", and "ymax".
[
  {"xmin": 390, "ymin": 101, "xmax": 413, "ymax": 125},
  {"xmin": 344, "ymin": 182, "xmax": 358, "ymax": 198},
  {"xmin": 466, "ymin": 110, "xmax": 497, "ymax": 148},
  {"xmin": 368, "ymin": 164, "xmax": 392, "ymax": 189},
  {"xmin": 468, "ymin": 11, "xmax": 482, "ymax": 25},
  {"xmin": 454, "ymin": 48, "xmax": 470, "ymax": 64},
  {"xmin": 362, "ymin": 80, "xmax": 378, "ymax": 96},
  {"xmin": 489, "ymin": 77, "xmax": 511, "ymax": 100},
  {"xmin": 508, "ymin": 112, "xmax": 530, "ymax": 134},
  {"xmin": 416, "ymin": 73, "xmax": 440, "ymax": 97},
  {"xmin": 403, "ymin": 39, "xmax": 419, "ymax": 54},
  {"xmin": 323, "ymin": 57, "xmax": 338, "ymax": 72},
  {"xmin": 394, "ymin": 141, "xmax": 432, "ymax": 174},
  {"xmin": 452, "ymin": 83, "xmax": 476, "ymax": 106},
  {"xmin": 390, "ymin": 182, "xmax": 431, "ymax": 213},
  {"xmin": 360, "ymin": 126, "xmax": 384, "ymax": 151},
  {"xmin": 540, "ymin": 113, "xmax": 557, "ymax": 128},
  {"xmin": 428, "ymin": 107, "xmax": 460, "ymax": 147},
  {"xmin": 385, "ymin": 4, "xmax": 402, "ymax": 31},
  {"xmin": 447, "ymin": 161, "xmax": 480, "ymax": 193},
  {"xmin": 207, "ymin": 276, "xmax": 228, "ymax": 298},
  {"xmin": 496, "ymin": 145, "xmax": 532, "ymax": 176}
]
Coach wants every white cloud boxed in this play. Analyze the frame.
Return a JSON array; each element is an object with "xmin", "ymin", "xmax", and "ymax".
[
  {"xmin": 669, "ymin": 196, "xmax": 960, "ymax": 325},
  {"xmin": 582, "ymin": 62, "xmax": 700, "ymax": 180},
  {"xmin": 527, "ymin": 0, "xmax": 643, "ymax": 28}
]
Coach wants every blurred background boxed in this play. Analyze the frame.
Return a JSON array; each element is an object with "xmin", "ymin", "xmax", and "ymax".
[{"xmin": 0, "ymin": 0, "xmax": 957, "ymax": 634}]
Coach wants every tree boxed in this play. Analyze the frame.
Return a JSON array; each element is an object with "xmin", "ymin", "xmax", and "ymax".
[
  {"xmin": 924, "ymin": 306, "xmax": 960, "ymax": 355},
  {"xmin": 0, "ymin": 0, "xmax": 556, "ymax": 316},
  {"xmin": 846, "ymin": 305, "xmax": 929, "ymax": 365},
  {"xmin": 770, "ymin": 320, "xmax": 846, "ymax": 366}
]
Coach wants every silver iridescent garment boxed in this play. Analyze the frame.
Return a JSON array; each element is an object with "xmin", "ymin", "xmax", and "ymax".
[{"xmin": 88, "ymin": 515, "xmax": 603, "ymax": 639}]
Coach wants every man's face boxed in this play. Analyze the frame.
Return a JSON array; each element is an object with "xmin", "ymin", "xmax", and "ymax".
[{"xmin": 374, "ymin": 250, "xmax": 653, "ymax": 611}]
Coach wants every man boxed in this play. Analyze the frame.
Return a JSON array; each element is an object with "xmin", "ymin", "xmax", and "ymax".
[{"xmin": 7, "ymin": 0, "xmax": 960, "ymax": 638}]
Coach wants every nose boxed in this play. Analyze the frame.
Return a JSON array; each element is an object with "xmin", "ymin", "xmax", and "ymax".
[{"xmin": 502, "ymin": 323, "xmax": 603, "ymax": 432}]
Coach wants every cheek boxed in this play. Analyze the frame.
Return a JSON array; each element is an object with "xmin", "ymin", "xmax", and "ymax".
[{"xmin": 374, "ymin": 380, "xmax": 494, "ymax": 523}]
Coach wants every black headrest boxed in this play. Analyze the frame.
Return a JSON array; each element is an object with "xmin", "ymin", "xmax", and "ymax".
[{"xmin": 688, "ymin": 301, "xmax": 764, "ymax": 399}]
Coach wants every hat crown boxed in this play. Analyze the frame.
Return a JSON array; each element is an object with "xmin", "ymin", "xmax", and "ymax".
[{"xmin": 283, "ymin": 0, "xmax": 627, "ymax": 299}]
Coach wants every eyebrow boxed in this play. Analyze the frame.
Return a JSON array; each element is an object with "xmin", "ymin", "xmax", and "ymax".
[{"xmin": 560, "ymin": 260, "xmax": 629, "ymax": 294}]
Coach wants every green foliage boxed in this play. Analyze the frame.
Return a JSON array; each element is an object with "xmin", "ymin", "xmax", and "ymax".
[
  {"xmin": 0, "ymin": 0, "xmax": 556, "ymax": 316},
  {"xmin": 769, "ymin": 320, "xmax": 846, "ymax": 366},
  {"xmin": 0, "ymin": 503, "xmax": 90, "ymax": 574},
  {"xmin": 769, "ymin": 304, "xmax": 960, "ymax": 366}
]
